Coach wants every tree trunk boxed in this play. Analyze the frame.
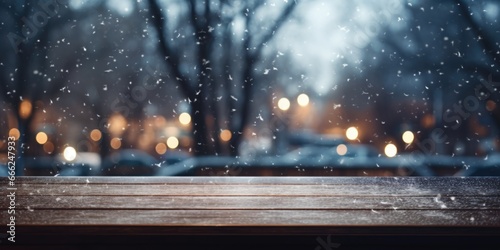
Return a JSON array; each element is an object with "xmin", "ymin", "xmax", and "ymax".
[
  {"xmin": 191, "ymin": 100, "xmax": 210, "ymax": 156},
  {"xmin": 99, "ymin": 130, "xmax": 111, "ymax": 159},
  {"xmin": 229, "ymin": 56, "xmax": 254, "ymax": 156},
  {"xmin": 15, "ymin": 115, "xmax": 29, "ymax": 176}
]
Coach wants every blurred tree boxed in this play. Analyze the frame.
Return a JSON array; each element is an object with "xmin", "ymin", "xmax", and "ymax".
[
  {"xmin": 353, "ymin": 0, "xmax": 500, "ymax": 155},
  {"xmin": 455, "ymin": 0, "xmax": 500, "ymax": 127},
  {"xmin": 0, "ymin": 0, "xmax": 98, "ymax": 174},
  {"xmin": 147, "ymin": 0, "xmax": 298, "ymax": 156},
  {"xmin": 67, "ymin": 1, "xmax": 154, "ymax": 158}
]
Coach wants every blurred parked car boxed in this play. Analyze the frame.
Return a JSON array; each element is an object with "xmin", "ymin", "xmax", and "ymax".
[{"xmin": 101, "ymin": 149, "xmax": 159, "ymax": 176}]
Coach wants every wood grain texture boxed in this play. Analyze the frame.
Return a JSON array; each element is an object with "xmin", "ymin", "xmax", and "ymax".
[
  {"xmin": 2, "ymin": 176, "xmax": 499, "ymax": 185},
  {"xmin": 4, "ymin": 195, "xmax": 499, "ymax": 210},
  {"xmin": 1, "ymin": 176, "xmax": 500, "ymax": 238},
  {"xmin": 11, "ymin": 209, "xmax": 500, "ymax": 226}
]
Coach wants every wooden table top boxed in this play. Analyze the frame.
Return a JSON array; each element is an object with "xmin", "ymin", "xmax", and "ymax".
[{"xmin": 1, "ymin": 176, "xmax": 500, "ymax": 248}]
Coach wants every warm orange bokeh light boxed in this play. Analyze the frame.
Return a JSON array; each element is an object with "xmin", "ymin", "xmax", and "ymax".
[
  {"xmin": 108, "ymin": 114, "xmax": 127, "ymax": 136},
  {"xmin": 336, "ymin": 144, "xmax": 348, "ymax": 156},
  {"xmin": 90, "ymin": 129, "xmax": 102, "ymax": 141},
  {"xmin": 9, "ymin": 128, "xmax": 20, "ymax": 140},
  {"xmin": 220, "ymin": 129, "xmax": 232, "ymax": 142},
  {"xmin": 486, "ymin": 100, "xmax": 496, "ymax": 111},
  {"xmin": 155, "ymin": 142, "xmax": 167, "ymax": 155},
  {"xmin": 43, "ymin": 141, "xmax": 54, "ymax": 154},
  {"xmin": 110, "ymin": 138, "xmax": 122, "ymax": 149},
  {"xmin": 19, "ymin": 99, "xmax": 32, "ymax": 119},
  {"xmin": 36, "ymin": 132, "xmax": 48, "ymax": 144}
]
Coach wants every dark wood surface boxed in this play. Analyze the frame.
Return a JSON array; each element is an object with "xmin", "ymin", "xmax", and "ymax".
[{"xmin": 1, "ymin": 177, "xmax": 500, "ymax": 248}]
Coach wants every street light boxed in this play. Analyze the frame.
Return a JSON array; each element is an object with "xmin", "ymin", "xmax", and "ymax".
[
  {"xmin": 402, "ymin": 131, "xmax": 414, "ymax": 144},
  {"xmin": 275, "ymin": 97, "xmax": 291, "ymax": 155},
  {"xmin": 155, "ymin": 142, "xmax": 167, "ymax": 154},
  {"xmin": 90, "ymin": 129, "xmax": 102, "ymax": 141},
  {"xmin": 8, "ymin": 128, "xmax": 20, "ymax": 140},
  {"xmin": 384, "ymin": 143, "xmax": 397, "ymax": 157},
  {"xmin": 167, "ymin": 136, "xmax": 179, "ymax": 149},
  {"xmin": 297, "ymin": 93, "xmax": 309, "ymax": 107},
  {"xmin": 108, "ymin": 114, "xmax": 127, "ymax": 136},
  {"xmin": 19, "ymin": 99, "xmax": 32, "ymax": 119},
  {"xmin": 110, "ymin": 138, "xmax": 122, "ymax": 149},
  {"xmin": 179, "ymin": 112, "xmax": 191, "ymax": 125},
  {"xmin": 63, "ymin": 146, "xmax": 77, "ymax": 161},
  {"xmin": 346, "ymin": 127, "xmax": 358, "ymax": 140},
  {"xmin": 277, "ymin": 97, "xmax": 290, "ymax": 111},
  {"xmin": 220, "ymin": 129, "xmax": 232, "ymax": 142},
  {"xmin": 336, "ymin": 144, "xmax": 348, "ymax": 156}
]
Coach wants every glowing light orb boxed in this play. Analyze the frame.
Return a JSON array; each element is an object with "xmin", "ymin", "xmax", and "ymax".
[
  {"xmin": 346, "ymin": 127, "xmax": 359, "ymax": 140},
  {"xmin": 277, "ymin": 97, "xmax": 290, "ymax": 111},
  {"xmin": 36, "ymin": 132, "xmax": 48, "ymax": 145},
  {"xmin": 155, "ymin": 143, "xmax": 167, "ymax": 154},
  {"xmin": 63, "ymin": 146, "xmax": 77, "ymax": 161},
  {"xmin": 336, "ymin": 144, "xmax": 348, "ymax": 156},
  {"xmin": 9, "ymin": 128, "xmax": 20, "ymax": 140},
  {"xmin": 297, "ymin": 93, "xmax": 309, "ymax": 107},
  {"xmin": 167, "ymin": 136, "xmax": 179, "ymax": 149},
  {"xmin": 402, "ymin": 131, "xmax": 414, "ymax": 144},
  {"xmin": 220, "ymin": 129, "xmax": 232, "ymax": 142},
  {"xmin": 384, "ymin": 143, "xmax": 398, "ymax": 158},
  {"xmin": 179, "ymin": 112, "xmax": 191, "ymax": 125},
  {"xmin": 110, "ymin": 138, "xmax": 122, "ymax": 149},
  {"xmin": 90, "ymin": 129, "xmax": 102, "ymax": 141}
]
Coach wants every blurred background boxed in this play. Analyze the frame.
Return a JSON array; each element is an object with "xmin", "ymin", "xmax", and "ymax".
[{"xmin": 0, "ymin": 0, "xmax": 499, "ymax": 176}]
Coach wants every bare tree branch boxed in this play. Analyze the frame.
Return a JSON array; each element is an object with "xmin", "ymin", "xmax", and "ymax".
[
  {"xmin": 227, "ymin": 1, "xmax": 298, "ymax": 155},
  {"xmin": 147, "ymin": 0, "xmax": 195, "ymax": 98},
  {"xmin": 252, "ymin": 1, "xmax": 298, "ymax": 58},
  {"xmin": 456, "ymin": 0, "xmax": 500, "ymax": 69}
]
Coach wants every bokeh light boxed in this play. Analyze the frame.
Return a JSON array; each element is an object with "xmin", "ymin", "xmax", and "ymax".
[
  {"xmin": 36, "ymin": 132, "xmax": 48, "ymax": 145},
  {"xmin": 43, "ymin": 141, "xmax": 54, "ymax": 154},
  {"xmin": 277, "ymin": 97, "xmax": 290, "ymax": 111},
  {"xmin": 90, "ymin": 129, "xmax": 102, "ymax": 141},
  {"xmin": 166, "ymin": 136, "xmax": 179, "ymax": 149},
  {"xmin": 220, "ymin": 129, "xmax": 232, "ymax": 142},
  {"xmin": 155, "ymin": 142, "xmax": 167, "ymax": 154},
  {"xmin": 179, "ymin": 112, "xmax": 191, "ymax": 125},
  {"xmin": 297, "ymin": 93, "xmax": 309, "ymax": 107},
  {"xmin": 336, "ymin": 144, "xmax": 348, "ymax": 156},
  {"xmin": 486, "ymin": 100, "xmax": 496, "ymax": 111},
  {"xmin": 63, "ymin": 146, "xmax": 77, "ymax": 161},
  {"xmin": 108, "ymin": 114, "xmax": 127, "ymax": 135},
  {"xmin": 346, "ymin": 127, "xmax": 359, "ymax": 140},
  {"xmin": 8, "ymin": 128, "xmax": 20, "ymax": 140},
  {"xmin": 110, "ymin": 138, "xmax": 122, "ymax": 149},
  {"xmin": 402, "ymin": 131, "xmax": 414, "ymax": 144},
  {"xmin": 384, "ymin": 143, "xmax": 397, "ymax": 157},
  {"xmin": 19, "ymin": 99, "xmax": 32, "ymax": 119}
]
